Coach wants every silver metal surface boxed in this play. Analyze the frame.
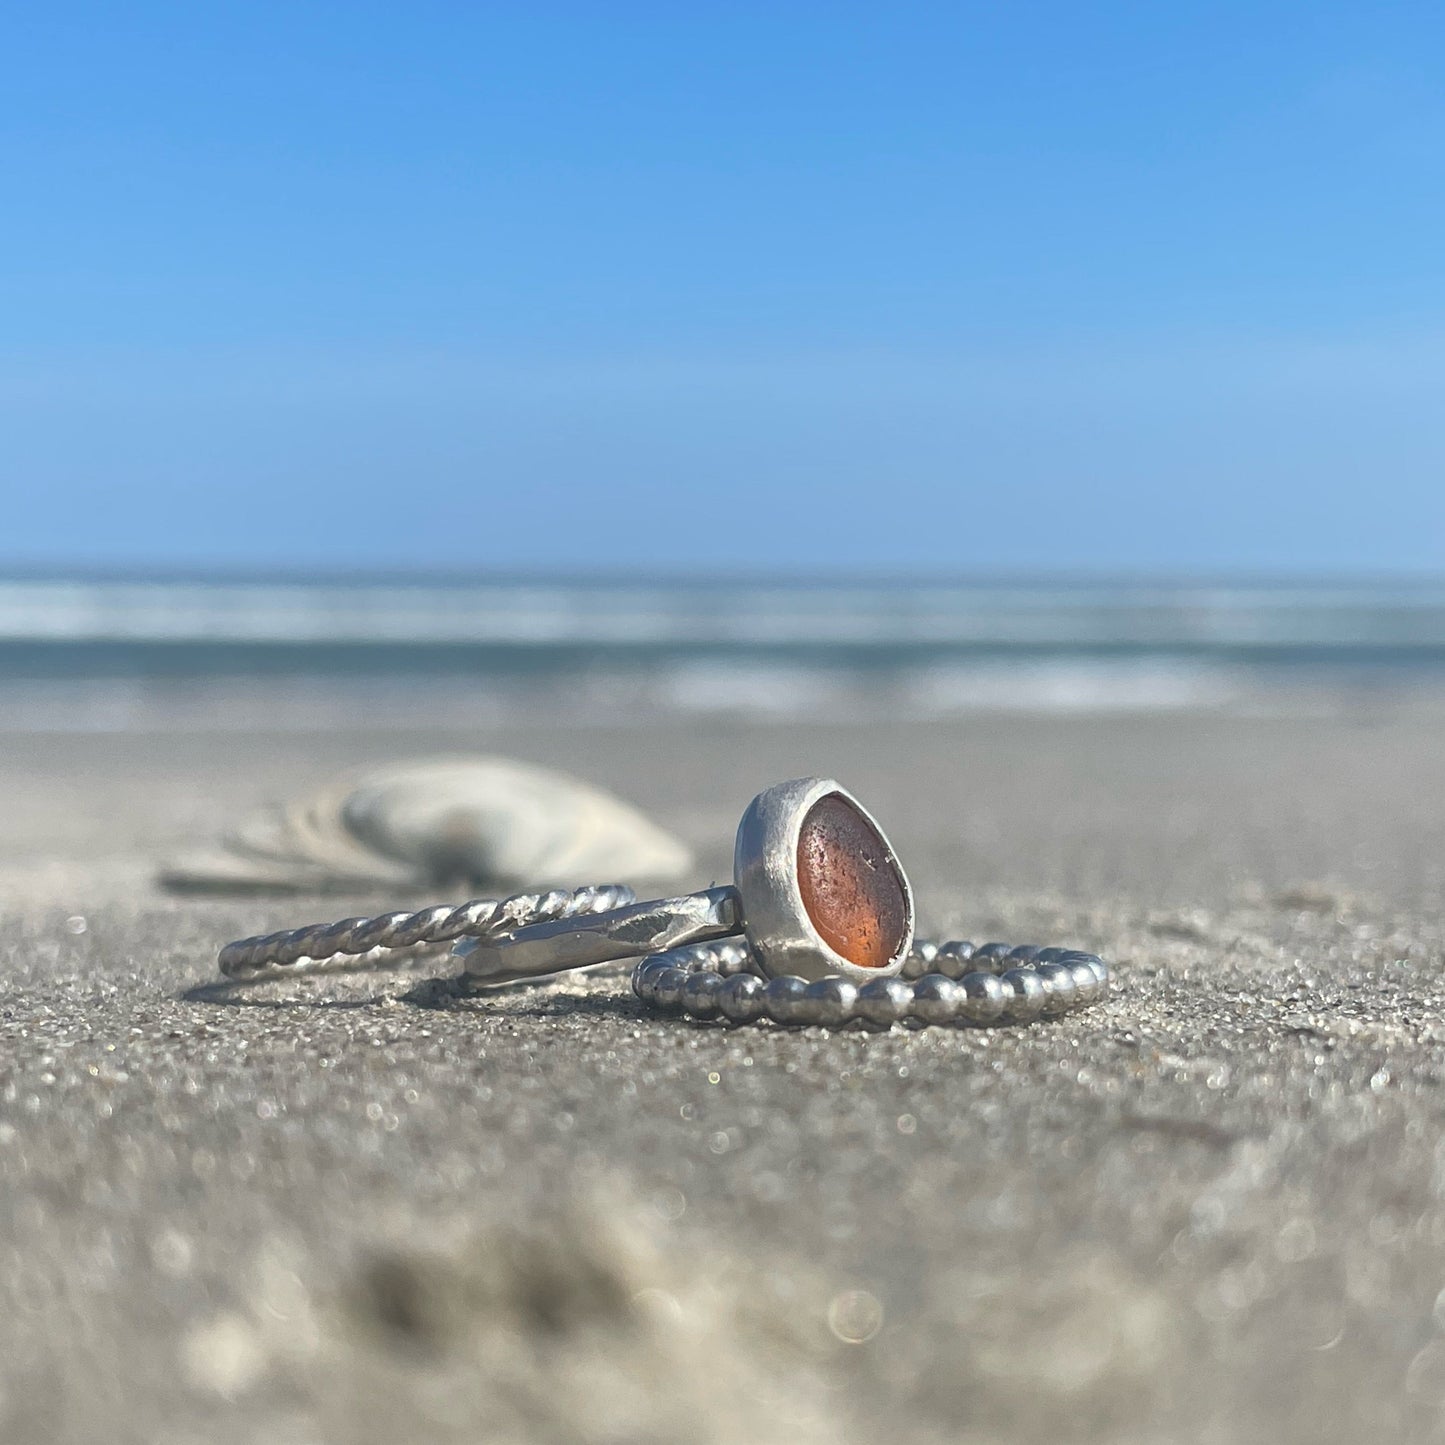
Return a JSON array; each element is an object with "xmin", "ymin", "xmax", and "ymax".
[
  {"xmin": 911, "ymin": 974, "xmax": 961, "ymax": 1024},
  {"xmin": 855, "ymin": 976, "xmax": 914, "ymax": 1026},
  {"xmin": 802, "ymin": 976, "xmax": 858, "ymax": 1026},
  {"xmin": 762, "ymin": 975, "xmax": 810, "ymax": 1024},
  {"xmin": 680, "ymin": 970, "xmax": 726, "ymax": 1018},
  {"xmin": 217, "ymin": 883, "xmax": 636, "ymax": 980},
  {"xmin": 457, "ymin": 885, "xmax": 742, "ymax": 988},
  {"xmin": 1037, "ymin": 961, "xmax": 1079, "ymax": 1015},
  {"xmin": 900, "ymin": 941, "xmax": 940, "ymax": 980},
  {"xmin": 959, "ymin": 970, "xmax": 1007, "ymax": 1023},
  {"xmin": 732, "ymin": 776, "xmax": 915, "ymax": 982},
  {"xmin": 999, "ymin": 967, "xmax": 1047, "ymax": 1022},
  {"xmin": 716, "ymin": 971, "xmax": 767, "ymax": 1023},
  {"xmin": 632, "ymin": 936, "xmax": 1112, "ymax": 1028}
]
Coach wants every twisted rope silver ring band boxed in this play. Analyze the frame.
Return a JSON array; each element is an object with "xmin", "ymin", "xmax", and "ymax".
[
  {"xmin": 217, "ymin": 883, "xmax": 638, "ymax": 981},
  {"xmin": 215, "ymin": 778, "xmax": 1113, "ymax": 1027}
]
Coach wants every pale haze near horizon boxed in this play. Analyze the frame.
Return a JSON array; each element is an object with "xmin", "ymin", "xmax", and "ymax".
[{"xmin": 3, "ymin": 3, "xmax": 1443, "ymax": 576}]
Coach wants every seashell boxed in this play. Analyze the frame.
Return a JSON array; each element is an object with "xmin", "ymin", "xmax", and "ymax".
[{"xmin": 158, "ymin": 756, "xmax": 693, "ymax": 893}]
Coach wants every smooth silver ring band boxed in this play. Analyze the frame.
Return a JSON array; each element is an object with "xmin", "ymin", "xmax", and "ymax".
[{"xmin": 455, "ymin": 886, "xmax": 742, "ymax": 986}]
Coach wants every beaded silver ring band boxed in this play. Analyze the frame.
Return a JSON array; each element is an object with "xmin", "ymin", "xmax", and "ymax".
[
  {"xmin": 631, "ymin": 937, "xmax": 1109, "ymax": 1028},
  {"xmin": 215, "ymin": 778, "xmax": 1111, "ymax": 1028}
]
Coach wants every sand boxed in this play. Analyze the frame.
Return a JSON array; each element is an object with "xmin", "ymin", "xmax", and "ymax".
[{"xmin": 4, "ymin": 713, "xmax": 1445, "ymax": 1443}]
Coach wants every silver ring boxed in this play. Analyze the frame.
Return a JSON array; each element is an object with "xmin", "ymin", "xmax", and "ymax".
[
  {"xmin": 214, "ymin": 777, "xmax": 1113, "ymax": 1028},
  {"xmin": 457, "ymin": 777, "xmax": 1112, "ymax": 1027},
  {"xmin": 217, "ymin": 883, "xmax": 638, "ymax": 981},
  {"xmin": 459, "ymin": 777, "xmax": 913, "ymax": 987}
]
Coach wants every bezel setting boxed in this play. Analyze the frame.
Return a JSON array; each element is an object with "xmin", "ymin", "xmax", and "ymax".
[{"xmin": 732, "ymin": 776, "xmax": 915, "ymax": 983}]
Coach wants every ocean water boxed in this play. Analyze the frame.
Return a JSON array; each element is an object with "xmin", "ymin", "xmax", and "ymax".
[{"xmin": 2, "ymin": 574, "xmax": 1445, "ymax": 731}]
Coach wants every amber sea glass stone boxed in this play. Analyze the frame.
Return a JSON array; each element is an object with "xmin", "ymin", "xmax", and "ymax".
[{"xmin": 795, "ymin": 794, "xmax": 908, "ymax": 969}]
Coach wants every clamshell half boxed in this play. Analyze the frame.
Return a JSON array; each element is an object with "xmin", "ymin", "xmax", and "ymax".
[{"xmin": 158, "ymin": 756, "xmax": 693, "ymax": 893}]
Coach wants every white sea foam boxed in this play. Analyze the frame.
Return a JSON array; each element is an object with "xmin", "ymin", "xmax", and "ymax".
[
  {"xmin": 0, "ymin": 658, "xmax": 1332, "ymax": 732},
  {"xmin": 649, "ymin": 661, "xmax": 856, "ymax": 719},
  {"xmin": 904, "ymin": 659, "xmax": 1240, "ymax": 715},
  {"xmin": 1, "ymin": 576, "xmax": 1443, "ymax": 731},
  {"xmin": 4, "ymin": 576, "xmax": 1445, "ymax": 647}
]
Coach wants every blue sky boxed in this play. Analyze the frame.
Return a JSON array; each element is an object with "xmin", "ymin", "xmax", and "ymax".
[{"xmin": 3, "ymin": 2, "xmax": 1443, "ymax": 573}]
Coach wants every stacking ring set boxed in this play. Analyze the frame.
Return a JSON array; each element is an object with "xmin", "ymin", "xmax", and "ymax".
[{"xmin": 218, "ymin": 777, "xmax": 1112, "ymax": 1028}]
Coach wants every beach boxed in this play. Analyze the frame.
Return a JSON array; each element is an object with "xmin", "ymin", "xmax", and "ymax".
[
  {"xmin": 9, "ymin": 0, "xmax": 1444, "ymax": 1433},
  {"xmin": 5, "ymin": 709, "xmax": 1445, "ymax": 1442}
]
